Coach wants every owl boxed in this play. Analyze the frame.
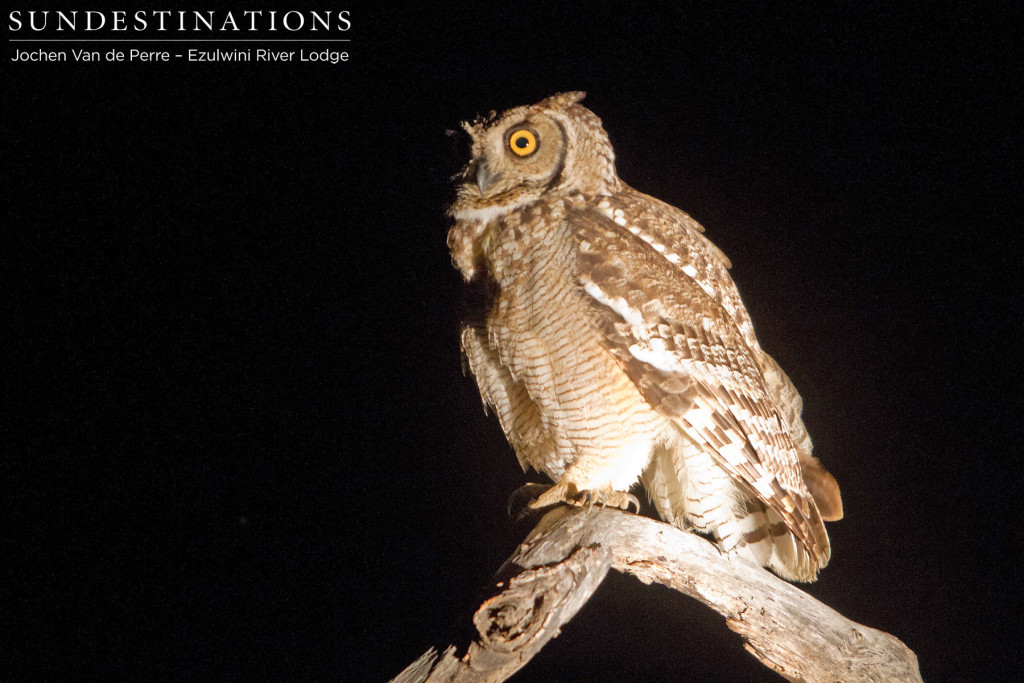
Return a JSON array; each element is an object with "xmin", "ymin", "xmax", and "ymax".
[{"xmin": 448, "ymin": 92, "xmax": 843, "ymax": 582}]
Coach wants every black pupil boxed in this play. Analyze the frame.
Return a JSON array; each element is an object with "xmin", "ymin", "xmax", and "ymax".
[{"xmin": 515, "ymin": 135, "xmax": 530, "ymax": 149}]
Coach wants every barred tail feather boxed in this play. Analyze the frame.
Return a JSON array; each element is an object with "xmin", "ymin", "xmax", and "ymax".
[
  {"xmin": 643, "ymin": 441, "xmax": 830, "ymax": 582},
  {"xmin": 732, "ymin": 496, "xmax": 827, "ymax": 582}
]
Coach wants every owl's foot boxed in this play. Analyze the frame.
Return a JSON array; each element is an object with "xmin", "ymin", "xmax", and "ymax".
[{"xmin": 528, "ymin": 481, "xmax": 640, "ymax": 514}]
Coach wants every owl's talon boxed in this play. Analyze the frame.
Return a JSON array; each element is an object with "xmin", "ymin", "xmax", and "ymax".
[
  {"xmin": 507, "ymin": 483, "xmax": 553, "ymax": 520},
  {"xmin": 598, "ymin": 490, "xmax": 640, "ymax": 513},
  {"xmin": 623, "ymin": 492, "xmax": 641, "ymax": 514}
]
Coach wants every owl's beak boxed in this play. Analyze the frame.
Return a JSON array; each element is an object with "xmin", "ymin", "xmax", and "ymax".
[{"xmin": 475, "ymin": 160, "xmax": 502, "ymax": 194}]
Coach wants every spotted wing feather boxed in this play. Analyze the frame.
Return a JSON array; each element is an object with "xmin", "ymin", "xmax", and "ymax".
[{"xmin": 571, "ymin": 205, "xmax": 831, "ymax": 574}]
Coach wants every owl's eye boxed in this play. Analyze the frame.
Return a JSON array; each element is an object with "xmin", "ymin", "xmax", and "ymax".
[{"xmin": 508, "ymin": 129, "xmax": 538, "ymax": 157}]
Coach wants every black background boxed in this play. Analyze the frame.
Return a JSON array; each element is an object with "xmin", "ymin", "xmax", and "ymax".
[{"xmin": 5, "ymin": 3, "xmax": 1021, "ymax": 681}]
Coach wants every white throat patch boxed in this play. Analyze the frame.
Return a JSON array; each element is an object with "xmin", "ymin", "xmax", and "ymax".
[{"xmin": 452, "ymin": 200, "xmax": 529, "ymax": 224}]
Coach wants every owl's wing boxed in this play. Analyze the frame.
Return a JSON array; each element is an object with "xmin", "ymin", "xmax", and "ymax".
[
  {"xmin": 759, "ymin": 350, "xmax": 844, "ymax": 522},
  {"xmin": 569, "ymin": 204, "xmax": 831, "ymax": 572}
]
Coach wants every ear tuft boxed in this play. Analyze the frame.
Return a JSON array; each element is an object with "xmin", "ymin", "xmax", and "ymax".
[{"xmin": 542, "ymin": 91, "xmax": 587, "ymax": 108}]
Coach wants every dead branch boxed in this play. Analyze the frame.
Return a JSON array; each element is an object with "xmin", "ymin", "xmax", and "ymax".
[{"xmin": 391, "ymin": 505, "xmax": 921, "ymax": 683}]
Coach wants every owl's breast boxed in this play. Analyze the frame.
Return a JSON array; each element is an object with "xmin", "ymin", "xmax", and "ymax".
[{"xmin": 480, "ymin": 202, "xmax": 668, "ymax": 480}]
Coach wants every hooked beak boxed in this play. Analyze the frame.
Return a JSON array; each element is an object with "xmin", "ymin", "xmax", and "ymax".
[{"xmin": 474, "ymin": 160, "xmax": 502, "ymax": 194}]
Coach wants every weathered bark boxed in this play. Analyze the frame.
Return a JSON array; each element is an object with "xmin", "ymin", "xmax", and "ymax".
[{"xmin": 392, "ymin": 506, "xmax": 921, "ymax": 683}]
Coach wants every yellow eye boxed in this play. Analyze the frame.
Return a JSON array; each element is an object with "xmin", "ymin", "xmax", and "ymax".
[{"xmin": 508, "ymin": 128, "xmax": 538, "ymax": 157}]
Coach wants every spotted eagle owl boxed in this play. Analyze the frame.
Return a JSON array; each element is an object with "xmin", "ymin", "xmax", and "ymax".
[{"xmin": 448, "ymin": 92, "xmax": 843, "ymax": 582}]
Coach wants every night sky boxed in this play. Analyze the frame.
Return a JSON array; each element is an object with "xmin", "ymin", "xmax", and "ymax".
[{"xmin": 5, "ymin": 4, "xmax": 1020, "ymax": 681}]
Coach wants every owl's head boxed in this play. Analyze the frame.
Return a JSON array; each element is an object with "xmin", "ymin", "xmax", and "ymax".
[{"xmin": 450, "ymin": 92, "xmax": 620, "ymax": 221}]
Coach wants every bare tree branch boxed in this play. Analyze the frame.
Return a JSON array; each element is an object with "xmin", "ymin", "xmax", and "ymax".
[{"xmin": 391, "ymin": 506, "xmax": 921, "ymax": 683}]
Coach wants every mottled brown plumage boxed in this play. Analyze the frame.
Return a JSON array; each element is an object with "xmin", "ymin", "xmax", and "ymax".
[{"xmin": 448, "ymin": 92, "xmax": 841, "ymax": 581}]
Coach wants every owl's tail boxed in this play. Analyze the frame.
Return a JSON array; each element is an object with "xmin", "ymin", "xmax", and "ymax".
[
  {"xmin": 730, "ymin": 494, "xmax": 827, "ymax": 582},
  {"xmin": 642, "ymin": 444, "xmax": 826, "ymax": 582}
]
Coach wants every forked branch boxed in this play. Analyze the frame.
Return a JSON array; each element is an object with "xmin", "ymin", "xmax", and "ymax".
[{"xmin": 392, "ymin": 505, "xmax": 921, "ymax": 682}]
